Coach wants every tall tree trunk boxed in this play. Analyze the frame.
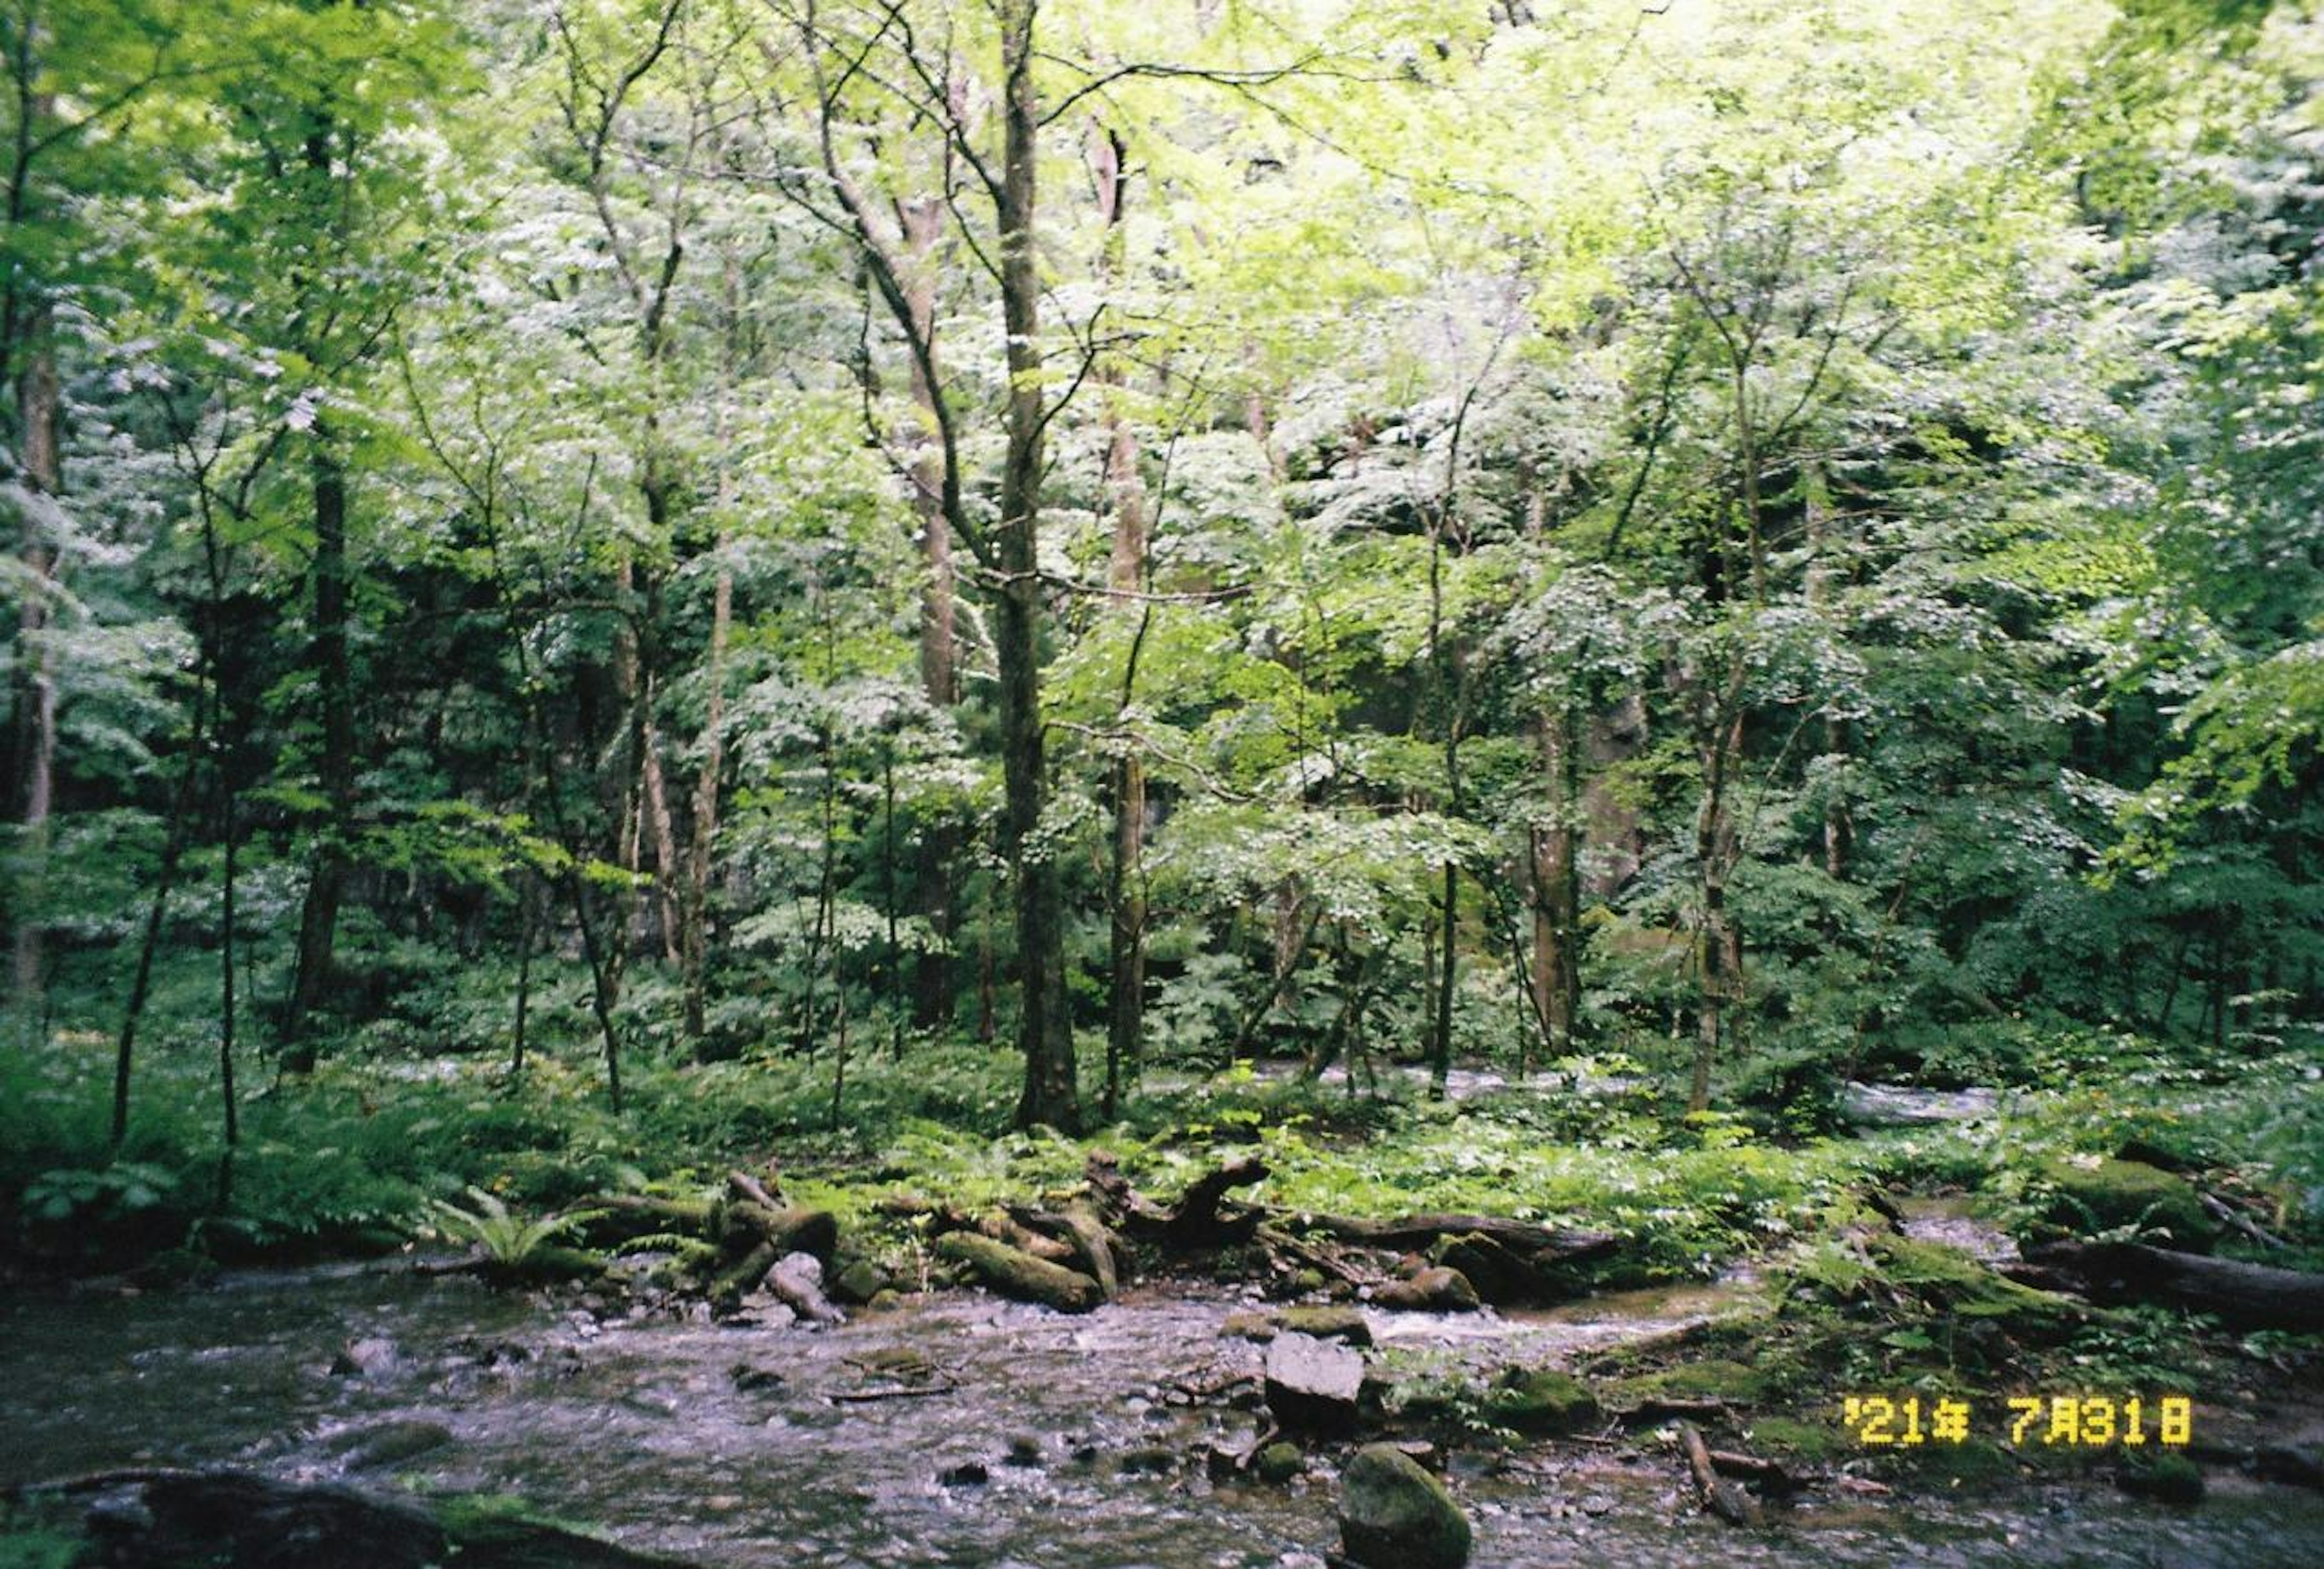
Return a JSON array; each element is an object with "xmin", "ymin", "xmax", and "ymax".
[
  {"xmin": 1095, "ymin": 125, "xmax": 1146, "ymax": 1120},
  {"xmin": 113, "ymin": 671, "xmax": 208, "ymax": 1145},
  {"xmin": 682, "ymin": 256, "xmax": 741, "ymax": 1046},
  {"xmin": 997, "ymin": 0, "xmax": 1078, "ymax": 1131},
  {"xmin": 8, "ymin": 313, "xmax": 57, "ymax": 1027},
  {"xmin": 1531, "ymin": 706, "xmax": 1580, "ymax": 1067},
  {"xmin": 899, "ymin": 194, "xmax": 959, "ymax": 1025},
  {"xmin": 281, "ymin": 427, "xmax": 354, "ymax": 1074}
]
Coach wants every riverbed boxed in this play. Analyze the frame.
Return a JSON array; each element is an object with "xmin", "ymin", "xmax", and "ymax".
[{"xmin": 5, "ymin": 1263, "xmax": 2322, "ymax": 1567}]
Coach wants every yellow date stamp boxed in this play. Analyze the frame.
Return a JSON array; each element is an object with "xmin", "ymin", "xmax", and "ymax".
[{"xmin": 1842, "ymin": 1394, "xmax": 2193, "ymax": 1448}]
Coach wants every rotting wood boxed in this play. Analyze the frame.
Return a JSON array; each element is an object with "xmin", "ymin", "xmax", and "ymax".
[{"xmin": 1679, "ymin": 1420, "xmax": 1761, "ymax": 1526}]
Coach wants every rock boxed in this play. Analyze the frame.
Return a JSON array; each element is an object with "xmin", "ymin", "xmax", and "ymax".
[
  {"xmin": 329, "ymin": 1337, "xmax": 399, "ymax": 1380},
  {"xmin": 1338, "ymin": 1442, "xmax": 1471, "ymax": 1569},
  {"xmin": 865, "ymin": 1289, "xmax": 905, "ymax": 1312},
  {"xmin": 2117, "ymin": 1453, "xmax": 2205, "ymax": 1506},
  {"xmin": 2039, "ymin": 1158, "xmax": 2216, "ymax": 1248},
  {"xmin": 2255, "ymin": 1444, "xmax": 2324, "ymax": 1490},
  {"xmin": 1255, "ymin": 1441, "xmax": 1304, "ymax": 1484},
  {"xmin": 1371, "ymin": 1267, "xmax": 1480, "ymax": 1314},
  {"xmin": 1485, "ymin": 1367, "xmax": 1600, "ymax": 1436},
  {"xmin": 939, "ymin": 1460, "xmax": 990, "ymax": 1487},
  {"xmin": 1280, "ymin": 1306, "xmax": 1372, "ymax": 1346},
  {"xmin": 1223, "ymin": 1310, "xmax": 1279, "ymax": 1342},
  {"xmin": 933, "ymin": 1232, "xmax": 1103, "ymax": 1313},
  {"xmin": 1117, "ymin": 1447, "xmax": 1177, "ymax": 1476},
  {"xmin": 1265, "ymin": 1332, "xmax": 1366, "ymax": 1434},
  {"xmin": 729, "ymin": 1363, "xmax": 786, "ymax": 1393},
  {"xmin": 831, "ymin": 1259, "xmax": 890, "ymax": 1305},
  {"xmin": 321, "ymin": 1419, "xmax": 454, "ymax": 1472},
  {"xmin": 1432, "ymin": 1233, "xmax": 1538, "ymax": 1304},
  {"xmin": 767, "ymin": 1251, "xmax": 844, "ymax": 1324},
  {"xmin": 1004, "ymin": 1435, "xmax": 1045, "ymax": 1469}
]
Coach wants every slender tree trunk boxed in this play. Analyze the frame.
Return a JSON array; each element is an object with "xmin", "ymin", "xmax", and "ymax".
[
  {"xmin": 281, "ymin": 428, "xmax": 354, "ymax": 1074},
  {"xmin": 7, "ymin": 315, "xmax": 58, "ymax": 1028},
  {"xmin": 996, "ymin": 0, "xmax": 1078, "ymax": 1131},
  {"xmin": 898, "ymin": 195, "xmax": 960, "ymax": 1025},
  {"xmin": 113, "ymin": 675, "xmax": 208, "ymax": 1145},
  {"xmin": 218, "ymin": 775, "xmax": 239, "ymax": 1152},
  {"xmin": 511, "ymin": 873, "xmax": 536, "ymax": 1077},
  {"xmin": 1531, "ymin": 706, "xmax": 1580, "ymax": 1066},
  {"xmin": 682, "ymin": 270, "xmax": 738, "ymax": 1046},
  {"xmin": 1095, "ymin": 125, "xmax": 1146, "ymax": 1120}
]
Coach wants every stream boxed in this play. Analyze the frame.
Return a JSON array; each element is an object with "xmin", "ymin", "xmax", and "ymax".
[{"xmin": 8, "ymin": 1264, "xmax": 2324, "ymax": 1568}]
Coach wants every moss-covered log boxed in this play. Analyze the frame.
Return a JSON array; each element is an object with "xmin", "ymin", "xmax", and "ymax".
[{"xmin": 933, "ymin": 1232, "xmax": 1103, "ymax": 1312}]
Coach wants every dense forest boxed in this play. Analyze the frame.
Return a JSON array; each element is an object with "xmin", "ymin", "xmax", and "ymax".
[{"xmin": 5, "ymin": 2, "xmax": 2324, "ymax": 1565}]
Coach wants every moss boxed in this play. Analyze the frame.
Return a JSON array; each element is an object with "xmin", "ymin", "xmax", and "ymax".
[
  {"xmin": 1255, "ymin": 1441, "xmax": 1304, "ymax": 1484},
  {"xmin": 2117, "ymin": 1453, "xmax": 2205, "ymax": 1506},
  {"xmin": 1745, "ymin": 1414, "xmax": 1846, "ymax": 1463},
  {"xmin": 1616, "ymin": 1357, "xmax": 1777, "ymax": 1405},
  {"xmin": 1485, "ymin": 1367, "xmax": 1601, "ymax": 1435},
  {"xmin": 1873, "ymin": 1237, "xmax": 2078, "ymax": 1334},
  {"xmin": 2037, "ymin": 1159, "xmax": 2216, "ymax": 1247},
  {"xmin": 1911, "ymin": 1439, "xmax": 2022, "ymax": 1488}
]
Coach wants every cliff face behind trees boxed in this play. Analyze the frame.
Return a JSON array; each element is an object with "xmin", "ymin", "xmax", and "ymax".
[{"xmin": 0, "ymin": 0, "xmax": 2317, "ymax": 1140}]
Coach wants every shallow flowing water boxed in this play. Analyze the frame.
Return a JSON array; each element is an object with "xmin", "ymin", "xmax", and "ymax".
[{"xmin": 5, "ymin": 1263, "xmax": 2322, "ymax": 1567}]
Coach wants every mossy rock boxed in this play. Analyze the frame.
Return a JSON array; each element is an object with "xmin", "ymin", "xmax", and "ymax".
[
  {"xmin": 1873, "ymin": 1237, "xmax": 2079, "ymax": 1338},
  {"xmin": 1617, "ymin": 1358, "xmax": 1776, "ymax": 1406},
  {"xmin": 1255, "ymin": 1441, "xmax": 1304, "ymax": 1484},
  {"xmin": 2037, "ymin": 1159, "xmax": 2216, "ymax": 1248},
  {"xmin": 1280, "ymin": 1305, "xmax": 1372, "ymax": 1346},
  {"xmin": 1338, "ymin": 1444, "xmax": 1471, "ymax": 1569},
  {"xmin": 1911, "ymin": 1438, "xmax": 2021, "ymax": 1488},
  {"xmin": 1485, "ymin": 1368, "xmax": 1601, "ymax": 1436},
  {"xmin": 1745, "ymin": 1415, "xmax": 1845, "ymax": 1464},
  {"xmin": 482, "ymin": 1245, "xmax": 605, "ymax": 1289},
  {"xmin": 2117, "ymin": 1452, "xmax": 2205, "ymax": 1506}
]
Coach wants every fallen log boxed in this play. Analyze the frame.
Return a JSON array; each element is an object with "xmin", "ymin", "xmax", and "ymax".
[
  {"xmin": 1087, "ymin": 1152, "xmax": 1270, "ymax": 1248},
  {"xmin": 727, "ymin": 1169, "xmax": 784, "ymax": 1211},
  {"xmin": 722, "ymin": 1202, "xmax": 838, "ymax": 1261},
  {"xmin": 1679, "ymin": 1421, "xmax": 1761, "ymax": 1527},
  {"xmin": 709, "ymin": 1240, "xmax": 778, "ymax": 1314},
  {"xmin": 1708, "ymin": 1449, "xmax": 1801, "ymax": 1493},
  {"xmin": 933, "ymin": 1232, "xmax": 1103, "ymax": 1313},
  {"xmin": 976, "ymin": 1209, "xmax": 1078, "ymax": 1265},
  {"xmin": 2017, "ymin": 1241, "xmax": 2324, "ymax": 1332},
  {"xmin": 1278, "ymin": 1210, "xmax": 1616, "ymax": 1263},
  {"xmin": 568, "ymin": 1194, "xmax": 717, "ymax": 1249}
]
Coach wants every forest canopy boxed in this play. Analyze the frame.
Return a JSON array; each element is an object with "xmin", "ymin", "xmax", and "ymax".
[{"xmin": 2, "ymin": 0, "xmax": 2319, "ymax": 1166}]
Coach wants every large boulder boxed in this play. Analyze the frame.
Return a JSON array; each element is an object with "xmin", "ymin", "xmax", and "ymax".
[
  {"xmin": 1265, "ymin": 1332, "xmax": 1366, "ymax": 1433},
  {"xmin": 2037, "ymin": 1159, "xmax": 2216, "ymax": 1249},
  {"xmin": 1338, "ymin": 1443, "xmax": 1471, "ymax": 1569},
  {"xmin": 1372, "ymin": 1266, "xmax": 1480, "ymax": 1314}
]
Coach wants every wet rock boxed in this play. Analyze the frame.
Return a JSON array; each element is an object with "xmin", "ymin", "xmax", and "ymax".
[
  {"xmin": 1223, "ymin": 1310, "xmax": 1279, "ymax": 1342},
  {"xmin": 1337, "ymin": 1442, "xmax": 1471, "ymax": 1569},
  {"xmin": 329, "ymin": 1337, "xmax": 399, "ymax": 1380},
  {"xmin": 2118, "ymin": 1453, "xmax": 2205, "ymax": 1506},
  {"xmin": 322, "ymin": 1419, "xmax": 455, "ymax": 1472},
  {"xmin": 1004, "ymin": 1435, "xmax": 1045, "ymax": 1468},
  {"xmin": 1431, "ymin": 1234, "xmax": 1537, "ymax": 1305},
  {"xmin": 1279, "ymin": 1306, "xmax": 1371, "ymax": 1346},
  {"xmin": 767, "ymin": 1251, "xmax": 844, "ymax": 1324},
  {"xmin": 2255, "ymin": 1444, "xmax": 2324, "ymax": 1490},
  {"xmin": 933, "ymin": 1232, "xmax": 1103, "ymax": 1313},
  {"xmin": 1371, "ymin": 1267, "xmax": 1480, "ymax": 1314},
  {"xmin": 1117, "ymin": 1447, "xmax": 1178, "ymax": 1476},
  {"xmin": 1255, "ymin": 1441, "xmax": 1304, "ymax": 1484},
  {"xmin": 939, "ymin": 1460, "xmax": 990, "ymax": 1487},
  {"xmin": 729, "ymin": 1363, "xmax": 786, "ymax": 1393},
  {"xmin": 1265, "ymin": 1332, "xmax": 1365, "ymax": 1434}
]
